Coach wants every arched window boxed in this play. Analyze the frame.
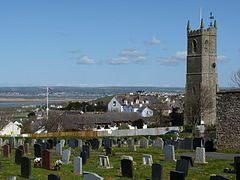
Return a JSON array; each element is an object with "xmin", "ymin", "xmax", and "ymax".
[
  {"xmin": 192, "ymin": 39, "xmax": 197, "ymax": 53},
  {"xmin": 204, "ymin": 40, "xmax": 209, "ymax": 53}
]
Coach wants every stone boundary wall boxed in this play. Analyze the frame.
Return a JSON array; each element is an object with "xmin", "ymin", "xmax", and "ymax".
[
  {"xmin": 97, "ymin": 126, "xmax": 182, "ymax": 137},
  {"xmin": 216, "ymin": 90, "xmax": 240, "ymax": 150}
]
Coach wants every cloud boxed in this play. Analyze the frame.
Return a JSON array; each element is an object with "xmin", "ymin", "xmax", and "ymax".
[
  {"xmin": 144, "ymin": 36, "xmax": 161, "ymax": 44},
  {"xmin": 76, "ymin": 56, "xmax": 98, "ymax": 65},
  {"xmin": 119, "ymin": 48, "xmax": 147, "ymax": 57},
  {"xmin": 157, "ymin": 51, "xmax": 187, "ymax": 66},
  {"xmin": 107, "ymin": 57, "xmax": 131, "ymax": 65},
  {"xmin": 68, "ymin": 49, "xmax": 81, "ymax": 54},
  {"xmin": 217, "ymin": 55, "xmax": 230, "ymax": 62}
]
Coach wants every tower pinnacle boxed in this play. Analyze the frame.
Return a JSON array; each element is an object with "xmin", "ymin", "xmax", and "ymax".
[
  {"xmin": 187, "ymin": 20, "xmax": 191, "ymax": 31},
  {"xmin": 200, "ymin": 18, "xmax": 204, "ymax": 29}
]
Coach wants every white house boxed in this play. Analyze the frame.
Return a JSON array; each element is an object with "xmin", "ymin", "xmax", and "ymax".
[
  {"xmin": 138, "ymin": 107, "xmax": 153, "ymax": 117},
  {"xmin": 108, "ymin": 97, "xmax": 123, "ymax": 112},
  {"xmin": 0, "ymin": 121, "xmax": 21, "ymax": 135}
]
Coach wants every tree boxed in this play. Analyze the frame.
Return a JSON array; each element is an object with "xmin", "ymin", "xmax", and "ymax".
[
  {"xmin": 41, "ymin": 111, "xmax": 64, "ymax": 132},
  {"xmin": 231, "ymin": 69, "xmax": 240, "ymax": 88},
  {"xmin": 184, "ymin": 86, "xmax": 214, "ymax": 125},
  {"xmin": 132, "ymin": 119, "xmax": 144, "ymax": 129}
]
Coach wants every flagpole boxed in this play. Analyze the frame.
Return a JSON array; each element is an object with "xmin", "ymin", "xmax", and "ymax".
[{"xmin": 47, "ymin": 87, "xmax": 49, "ymax": 119}]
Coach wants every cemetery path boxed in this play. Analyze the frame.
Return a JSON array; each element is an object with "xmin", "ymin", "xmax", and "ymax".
[{"xmin": 177, "ymin": 152, "xmax": 240, "ymax": 160}]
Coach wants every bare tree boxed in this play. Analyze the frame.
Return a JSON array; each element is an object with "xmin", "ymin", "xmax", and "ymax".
[
  {"xmin": 231, "ymin": 69, "xmax": 240, "ymax": 88},
  {"xmin": 0, "ymin": 111, "xmax": 12, "ymax": 127},
  {"xmin": 42, "ymin": 110, "xmax": 64, "ymax": 132},
  {"xmin": 184, "ymin": 86, "xmax": 214, "ymax": 125}
]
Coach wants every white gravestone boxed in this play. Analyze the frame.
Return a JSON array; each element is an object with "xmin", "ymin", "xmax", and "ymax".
[
  {"xmin": 194, "ymin": 147, "xmax": 208, "ymax": 164},
  {"xmin": 98, "ymin": 155, "xmax": 112, "ymax": 169},
  {"xmin": 164, "ymin": 145, "xmax": 176, "ymax": 161},
  {"xmin": 142, "ymin": 154, "xmax": 153, "ymax": 166},
  {"xmin": 62, "ymin": 149, "xmax": 71, "ymax": 164},
  {"xmin": 74, "ymin": 156, "xmax": 82, "ymax": 174}
]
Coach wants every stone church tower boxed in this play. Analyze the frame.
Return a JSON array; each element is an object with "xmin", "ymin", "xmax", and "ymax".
[{"xmin": 184, "ymin": 19, "xmax": 218, "ymax": 126}]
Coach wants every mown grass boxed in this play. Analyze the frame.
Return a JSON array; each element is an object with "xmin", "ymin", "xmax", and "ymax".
[{"xmin": 0, "ymin": 145, "xmax": 236, "ymax": 180}]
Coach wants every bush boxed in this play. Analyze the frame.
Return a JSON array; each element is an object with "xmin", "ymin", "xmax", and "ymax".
[
  {"xmin": 118, "ymin": 123, "xmax": 129, "ymax": 130},
  {"xmin": 132, "ymin": 119, "xmax": 144, "ymax": 129}
]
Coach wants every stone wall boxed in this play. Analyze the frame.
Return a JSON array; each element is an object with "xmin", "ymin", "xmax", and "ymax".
[{"xmin": 216, "ymin": 90, "xmax": 240, "ymax": 150}]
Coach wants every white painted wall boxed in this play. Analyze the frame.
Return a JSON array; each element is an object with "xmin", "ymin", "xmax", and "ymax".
[{"xmin": 0, "ymin": 122, "xmax": 21, "ymax": 135}]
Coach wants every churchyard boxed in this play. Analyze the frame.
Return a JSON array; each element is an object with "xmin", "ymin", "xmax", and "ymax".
[{"xmin": 0, "ymin": 136, "xmax": 238, "ymax": 180}]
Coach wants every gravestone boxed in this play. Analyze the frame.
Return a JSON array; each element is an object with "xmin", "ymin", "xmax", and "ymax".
[
  {"xmin": 62, "ymin": 149, "xmax": 71, "ymax": 164},
  {"xmin": 117, "ymin": 141, "xmax": 122, "ymax": 148},
  {"xmin": 47, "ymin": 139, "xmax": 54, "ymax": 149},
  {"xmin": 103, "ymin": 138, "xmax": 112, "ymax": 149},
  {"xmin": 195, "ymin": 147, "xmax": 208, "ymax": 164},
  {"xmin": 176, "ymin": 159, "xmax": 189, "ymax": 177},
  {"xmin": 83, "ymin": 172, "xmax": 104, "ymax": 180},
  {"xmin": 164, "ymin": 145, "xmax": 176, "ymax": 161},
  {"xmin": 98, "ymin": 155, "xmax": 112, "ymax": 168},
  {"xmin": 121, "ymin": 155, "xmax": 133, "ymax": 161},
  {"xmin": 69, "ymin": 138, "xmax": 78, "ymax": 149},
  {"xmin": 153, "ymin": 138, "xmax": 164, "ymax": 149},
  {"xmin": 60, "ymin": 139, "xmax": 65, "ymax": 147},
  {"xmin": 42, "ymin": 142, "xmax": 50, "ymax": 151},
  {"xmin": 170, "ymin": 170, "xmax": 185, "ymax": 180},
  {"xmin": 142, "ymin": 154, "xmax": 153, "ymax": 166},
  {"xmin": 74, "ymin": 156, "xmax": 82, "ymax": 174},
  {"xmin": 152, "ymin": 163, "xmax": 163, "ymax": 180},
  {"xmin": 82, "ymin": 145, "xmax": 90, "ymax": 158},
  {"xmin": 15, "ymin": 149, "xmax": 23, "ymax": 165},
  {"xmin": 128, "ymin": 144, "xmax": 137, "ymax": 151},
  {"xmin": 19, "ymin": 145, "xmax": 25, "ymax": 155},
  {"xmin": 0, "ymin": 138, "xmax": 2, "ymax": 146},
  {"xmin": 91, "ymin": 138, "xmax": 100, "ymax": 150},
  {"xmin": 53, "ymin": 138, "xmax": 58, "ymax": 147},
  {"xmin": 3, "ymin": 144, "xmax": 10, "ymax": 158},
  {"xmin": 17, "ymin": 139, "xmax": 23, "ymax": 146},
  {"xmin": 140, "ymin": 137, "xmax": 148, "ymax": 149},
  {"xmin": 121, "ymin": 159, "xmax": 134, "ymax": 178},
  {"xmin": 182, "ymin": 138, "xmax": 193, "ymax": 150},
  {"xmin": 31, "ymin": 139, "xmax": 36, "ymax": 146},
  {"xmin": 42, "ymin": 150, "xmax": 52, "ymax": 170},
  {"xmin": 56, "ymin": 143, "xmax": 63, "ymax": 156},
  {"xmin": 193, "ymin": 138, "xmax": 203, "ymax": 150},
  {"xmin": 205, "ymin": 139, "xmax": 215, "ymax": 152},
  {"xmin": 24, "ymin": 143, "xmax": 30, "ymax": 154},
  {"xmin": 106, "ymin": 147, "xmax": 112, "ymax": 155},
  {"xmin": 80, "ymin": 151, "xmax": 88, "ymax": 165},
  {"xmin": 235, "ymin": 156, "xmax": 240, "ymax": 180},
  {"xmin": 21, "ymin": 157, "xmax": 32, "ymax": 178},
  {"xmin": 210, "ymin": 175, "xmax": 230, "ymax": 180},
  {"xmin": 34, "ymin": 144, "xmax": 42, "ymax": 157},
  {"xmin": 48, "ymin": 174, "xmax": 60, "ymax": 180},
  {"xmin": 180, "ymin": 156, "xmax": 194, "ymax": 167},
  {"xmin": 9, "ymin": 138, "xmax": 16, "ymax": 148}
]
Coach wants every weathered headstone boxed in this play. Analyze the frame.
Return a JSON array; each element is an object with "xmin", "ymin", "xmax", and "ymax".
[
  {"xmin": 140, "ymin": 137, "xmax": 148, "ymax": 149},
  {"xmin": 103, "ymin": 138, "xmax": 112, "ymax": 149},
  {"xmin": 17, "ymin": 139, "xmax": 23, "ymax": 146},
  {"xmin": 69, "ymin": 138, "xmax": 78, "ymax": 149},
  {"xmin": 170, "ymin": 170, "xmax": 185, "ymax": 180},
  {"xmin": 195, "ymin": 147, "xmax": 208, "ymax": 164},
  {"xmin": 128, "ymin": 144, "xmax": 137, "ymax": 151},
  {"xmin": 48, "ymin": 174, "xmax": 60, "ymax": 180},
  {"xmin": 9, "ymin": 138, "xmax": 16, "ymax": 148},
  {"xmin": 47, "ymin": 139, "xmax": 54, "ymax": 149},
  {"xmin": 152, "ymin": 163, "xmax": 163, "ymax": 180},
  {"xmin": 106, "ymin": 147, "xmax": 112, "ymax": 155},
  {"xmin": 142, "ymin": 154, "xmax": 153, "ymax": 166},
  {"xmin": 121, "ymin": 159, "xmax": 134, "ymax": 178},
  {"xmin": 74, "ymin": 156, "xmax": 82, "ymax": 174},
  {"xmin": 80, "ymin": 151, "xmax": 88, "ymax": 165},
  {"xmin": 21, "ymin": 157, "xmax": 32, "ymax": 178},
  {"xmin": 3, "ymin": 144, "xmax": 10, "ymax": 158},
  {"xmin": 98, "ymin": 155, "xmax": 112, "ymax": 168},
  {"xmin": 92, "ymin": 138, "xmax": 101, "ymax": 150},
  {"xmin": 60, "ymin": 139, "xmax": 65, "ymax": 147},
  {"xmin": 19, "ymin": 145, "xmax": 25, "ymax": 155},
  {"xmin": 153, "ymin": 138, "xmax": 164, "ymax": 149},
  {"xmin": 121, "ymin": 155, "xmax": 133, "ymax": 161},
  {"xmin": 34, "ymin": 143, "xmax": 42, "ymax": 157},
  {"xmin": 15, "ymin": 149, "xmax": 23, "ymax": 165},
  {"xmin": 164, "ymin": 145, "xmax": 176, "ymax": 161},
  {"xmin": 56, "ymin": 143, "xmax": 63, "ymax": 156},
  {"xmin": 62, "ymin": 149, "xmax": 71, "ymax": 164},
  {"xmin": 42, "ymin": 150, "xmax": 52, "ymax": 170},
  {"xmin": 83, "ymin": 172, "xmax": 104, "ymax": 180},
  {"xmin": 176, "ymin": 159, "xmax": 189, "ymax": 177}
]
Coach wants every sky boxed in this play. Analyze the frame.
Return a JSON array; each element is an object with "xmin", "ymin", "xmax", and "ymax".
[{"xmin": 0, "ymin": 0, "xmax": 239, "ymax": 87}]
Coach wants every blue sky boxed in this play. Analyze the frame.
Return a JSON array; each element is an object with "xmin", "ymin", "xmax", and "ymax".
[{"xmin": 0, "ymin": 0, "xmax": 239, "ymax": 87}]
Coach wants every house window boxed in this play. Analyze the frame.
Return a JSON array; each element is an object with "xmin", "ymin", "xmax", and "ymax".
[{"xmin": 113, "ymin": 101, "xmax": 116, "ymax": 106}]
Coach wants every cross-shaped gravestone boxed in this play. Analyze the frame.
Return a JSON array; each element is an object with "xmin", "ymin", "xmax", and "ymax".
[
  {"xmin": 142, "ymin": 154, "xmax": 153, "ymax": 166},
  {"xmin": 98, "ymin": 155, "xmax": 112, "ymax": 169}
]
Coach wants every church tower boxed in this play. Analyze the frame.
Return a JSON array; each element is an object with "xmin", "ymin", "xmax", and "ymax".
[{"xmin": 184, "ymin": 18, "xmax": 218, "ymax": 126}]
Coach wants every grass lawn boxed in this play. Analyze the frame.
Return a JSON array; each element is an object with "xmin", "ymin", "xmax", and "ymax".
[{"xmin": 0, "ymin": 145, "xmax": 236, "ymax": 180}]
